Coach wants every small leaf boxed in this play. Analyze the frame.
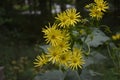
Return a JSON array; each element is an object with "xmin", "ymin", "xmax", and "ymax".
[
  {"xmin": 39, "ymin": 45, "xmax": 49, "ymax": 53},
  {"xmin": 89, "ymin": 70, "xmax": 103, "ymax": 76}
]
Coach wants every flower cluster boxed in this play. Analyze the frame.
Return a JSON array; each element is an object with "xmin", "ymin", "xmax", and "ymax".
[
  {"xmin": 34, "ymin": 8, "xmax": 85, "ymax": 70},
  {"xmin": 55, "ymin": 8, "xmax": 81, "ymax": 28},
  {"xmin": 85, "ymin": 0, "xmax": 109, "ymax": 20}
]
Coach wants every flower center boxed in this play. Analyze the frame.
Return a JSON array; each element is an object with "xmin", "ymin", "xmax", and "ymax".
[
  {"xmin": 73, "ymin": 59, "xmax": 77, "ymax": 63},
  {"xmin": 53, "ymin": 52, "xmax": 57, "ymax": 57},
  {"xmin": 70, "ymin": 15, "xmax": 74, "ymax": 20},
  {"xmin": 51, "ymin": 35, "xmax": 56, "ymax": 39},
  {"xmin": 60, "ymin": 56, "xmax": 66, "ymax": 60}
]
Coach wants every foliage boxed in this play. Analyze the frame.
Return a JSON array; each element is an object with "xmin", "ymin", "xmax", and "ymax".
[{"xmin": 0, "ymin": 44, "xmax": 38, "ymax": 80}]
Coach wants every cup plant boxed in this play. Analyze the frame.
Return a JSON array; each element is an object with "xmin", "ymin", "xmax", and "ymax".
[{"xmin": 33, "ymin": 0, "xmax": 120, "ymax": 80}]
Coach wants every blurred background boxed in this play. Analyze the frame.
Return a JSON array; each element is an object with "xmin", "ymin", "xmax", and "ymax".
[{"xmin": 0, "ymin": 0, "xmax": 120, "ymax": 80}]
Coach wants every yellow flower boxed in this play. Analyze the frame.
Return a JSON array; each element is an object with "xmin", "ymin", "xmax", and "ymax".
[
  {"xmin": 65, "ymin": 8, "xmax": 81, "ymax": 27},
  {"xmin": 112, "ymin": 35, "xmax": 117, "ymax": 40},
  {"xmin": 55, "ymin": 12, "xmax": 69, "ymax": 28},
  {"xmin": 85, "ymin": 3, "xmax": 95, "ymax": 9},
  {"xmin": 57, "ymin": 40, "xmax": 70, "ymax": 52},
  {"xmin": 55, "ymin": 8, "xmax": 81, "ymax": 28},
  {"xmin": 69, "ymin": 48, "xmax": 85, "ymax": 70},
  {"xmin": 112, "ymin": 33, "xmax": 120, "ymax": 40},
  {"xmin": 55, "ymin": 30, "xmax": 71, "ymax": 52},
  {"xmin": 47, "ymin": 46, "xmax": 62, "ymax": 64},
  {"xmin": 94, "ymin": 0, "xmax": 109, "ymax": 12},
  {"xmin": 89, "ymin": 6, "xmax": 104, "ymax": 20},
  {"xmin": 34, "ymin": 54, "xmax": 48, "ymax": 67},
  {"xmin": 85, "ymin": 0, "xmax": 108, "ymax": 20},
  {"xmin": 62, "ymin": 30, "xmax": 71, "ymax": 41},
  {"xmin": 42, "ymin": 24, "xmax": 64, "ymax": 46},
  {"xmin": 57, "ymin": 51, "xmax": 71, "ymax": 67}
]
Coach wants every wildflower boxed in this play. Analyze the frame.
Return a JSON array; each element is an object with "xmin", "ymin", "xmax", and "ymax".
[
  {"xmin": 57, "ymin": 51, "xmax": 71, "ymax": 67},
  {"xmin": 69, "ymin": 48, "xmax": 85, "ymax": 70},
  {"xmin": 62, "ymin": 30, "xmax": 71, "ymax": 41},
  {"xmin": 112, "ymin": 33, "xmax": 120, "ymax": 40},
  {"xmin": 57, "ymin": 40, "xmax": 70, "ymax": 52},
  {"xmin": 34, "ymin": 54, "xmax": 48, "ymax": 67},
  {"xmin": 65, "ymin": 8, "xmax": 81, "ymax": 27},
  {"xmin": 47, "ymin": 47, "xmax": 62, "ymax": 64},
  {"xmin": 85, "ymin": 3, "xmax": 95, "ymax": 10},
  {"xmin": 55, "ymin": 30, "xmax": 71, "ymax": 52},
  {"xmin": 42, "ymin": 24, "xmax": 64, "ymax": 46},
  {"xmin": 94, "ymin": 0, "xmax": 109, "ymax": 12},
  {"xmin": 89, "ymin": 6, "xmax": 104, "ymax": 20},
  {"xmin": 55, "ymin": 12, "xmax": 69, "ymax": 28},
  {"xmin": 55, "ymin": 8, "xmax": 81, "ymax": 28},
  {"xmin": 85, "ymin": 0, "xmax": 109, "ymax": 20}
]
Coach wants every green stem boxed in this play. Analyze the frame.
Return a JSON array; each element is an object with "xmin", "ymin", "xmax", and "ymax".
[
  {"xmin": 107, "ymin": 45, "xmax": 117, "ymax": 69},
  {"xmin": 116, "ymin": 48, "xmax": 120, "ymax": 73},
  {"xmin": 59, "ymin": 64, "xmax": 62, "ymax": 71},
  {"xmin": 85, "ymin": 43, "xmax": 90, "ymax": 56}
]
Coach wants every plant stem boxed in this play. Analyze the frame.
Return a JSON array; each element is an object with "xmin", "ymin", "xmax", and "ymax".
[{"xmin": 107, "ymin": 45, "xmax": 117, "ymax": 69}]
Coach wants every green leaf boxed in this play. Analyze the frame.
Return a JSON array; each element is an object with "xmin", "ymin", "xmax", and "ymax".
[
  {"xmin": 34, "ymin": 70, "xmax": 65, "ymax": 80},
  {"xmin": 39, "ymin": 45, "xmax": 49, "ymax": 53},
  {"xmin": 80, "ymin": 69, "xmax": 103, "ymax": 80},
  {"xmin": 84, "ymin": 51, "xmax": 106, "ymax": 67},
  {"xmin": 84, "ymin": 28, "xmax": 110, "ymax": 47},
  {"xmin": 64, "ymin": 70, "xmax": 80, "ymax": 80}
]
